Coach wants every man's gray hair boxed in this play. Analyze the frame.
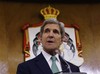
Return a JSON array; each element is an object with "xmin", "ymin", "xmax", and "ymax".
[{"xmin": 40, "ymin": 18, "xmax": 65, "ymax": 38}]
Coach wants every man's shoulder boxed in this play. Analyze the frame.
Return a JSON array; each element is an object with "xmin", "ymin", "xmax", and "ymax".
[
  {"xmin": 67, "ymin": 61, "xmax": 80, "ymax": 72},
  {"xmin": 59, "ymin": 55, "xmax": 79, "ymax": 68},
  {"xmin": 18, "ymin": 58, "xmax": 34, "ymax": 67},
  {"xmin": 18, "ymin": 53, "xmax": 43, "ymax": 65},
  {"xmin": 67, "ymin": 61, "xmax": 79, "ymax": 67}
]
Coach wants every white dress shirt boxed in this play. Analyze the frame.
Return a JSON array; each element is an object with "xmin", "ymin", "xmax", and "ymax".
[{"xmin": 42, "ymin": 49, "xmax": 62, "ymax": 72}]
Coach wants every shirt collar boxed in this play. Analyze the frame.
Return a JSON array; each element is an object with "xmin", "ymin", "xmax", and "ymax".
[
  {"xmin": 42, "ymin": 50, "xmax": 51, "ymax": 62},
  {"xmin": 42, "ymin": 50, "xmax": 60, "ymax": 62}
]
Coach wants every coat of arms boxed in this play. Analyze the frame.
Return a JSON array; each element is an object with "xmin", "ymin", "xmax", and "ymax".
[{"xmin": 22, "ymin": 6, "xmax": 84, "ymax": 66}]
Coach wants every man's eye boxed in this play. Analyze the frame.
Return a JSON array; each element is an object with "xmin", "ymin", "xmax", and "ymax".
[
  {"xmin": 44, "ymin": 29, "xmax": 50, "ymax": 33},
  {"xmin": 53, "ymin": 29, "xmax": 60, "ymax": 34}
]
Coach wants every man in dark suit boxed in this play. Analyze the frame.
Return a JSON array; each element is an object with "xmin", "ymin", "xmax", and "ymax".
[{"xmin": 17, "ymin": 19, "xmax": 80, "ymax": 74}]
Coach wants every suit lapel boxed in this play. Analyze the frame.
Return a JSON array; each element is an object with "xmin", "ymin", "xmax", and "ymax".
[
  {"xmin": 34, "ymin": 53, "xmax": 70, "ymax": 74},
  {"xmin": 35, "ymin": 53, "xmax": 53, "ymax": 74},
  {"xmin": 59, "ymin": 56, "xmax": 70, "ymax": 72}
]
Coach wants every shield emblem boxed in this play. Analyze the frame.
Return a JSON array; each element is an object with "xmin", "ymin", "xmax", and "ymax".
[{"xmin": 22, "ymin": 6, "xmax": 84, "ymax": 66}]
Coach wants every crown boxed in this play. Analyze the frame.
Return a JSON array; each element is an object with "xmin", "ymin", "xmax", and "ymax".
[{"xmin": 40, "ymin": 6, "xmax": 60, "ymax": 20}]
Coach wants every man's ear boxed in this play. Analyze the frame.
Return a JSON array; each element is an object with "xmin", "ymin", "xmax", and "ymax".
[{"xmin": 39, "ymin": 36, "xmax": 42, "ymax": 43}]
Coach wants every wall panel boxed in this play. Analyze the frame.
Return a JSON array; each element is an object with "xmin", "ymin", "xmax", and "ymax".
[{"xmin": 0, "ymin": 2, "xmax": 100, "ymax": 74}]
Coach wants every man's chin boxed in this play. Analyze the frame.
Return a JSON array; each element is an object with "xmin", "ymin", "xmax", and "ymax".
[
  {"xmin": 47, "ymin": 47, "xmax": 57, "ymax": 50},
  {"xmin": 44, "ymin": 47, "xmax": 57, "ymax": 50}
]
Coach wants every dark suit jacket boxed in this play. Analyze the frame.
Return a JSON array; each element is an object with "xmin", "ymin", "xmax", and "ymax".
[{"xmin": 17, "ymin": 53, "xmax": 80, "ymax": 74}]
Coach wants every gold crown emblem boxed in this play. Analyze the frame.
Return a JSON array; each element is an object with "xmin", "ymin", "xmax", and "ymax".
[{"xmin": 40, "ymin": 6, "xmax": 60, "ymax": 20}]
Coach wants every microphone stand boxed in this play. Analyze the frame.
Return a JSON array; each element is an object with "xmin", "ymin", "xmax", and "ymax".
[
  {"xmin": 55, "ymin": 50, "xmax": 72, "ymax": 74},
  {"xmin": 54, "ymin": 69, "xmax": 70, "ymax": 74},
  {"xmin": 59, "ymin": 55, "xmax": 72, "ymax": 73}
]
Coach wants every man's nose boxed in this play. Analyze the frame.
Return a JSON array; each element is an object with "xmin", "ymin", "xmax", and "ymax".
[{"xmin": 48, "ymin": 31, "xmax": 54, "ymax": 37}]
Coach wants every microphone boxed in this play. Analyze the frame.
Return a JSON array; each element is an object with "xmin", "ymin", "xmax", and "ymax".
[
  {"xmin": 53, "ymin": 70, "xmax": 67, "ymax": 74},
  {"xmin": 55, "ymin": 50, "xmax": 72, "ymax": 74},
  {"xmin": 59, "ymin": 55, "xmax": 72, "ymax": 73}
]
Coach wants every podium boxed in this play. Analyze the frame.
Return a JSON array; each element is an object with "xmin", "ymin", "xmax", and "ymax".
[{"xmin": 54, "ymin": 72, "xmax": 87, "ymax": 74}]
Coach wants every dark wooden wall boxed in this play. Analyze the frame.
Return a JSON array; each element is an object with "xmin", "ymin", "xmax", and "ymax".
[{"xmin": 0, "ymin": 2, "xmax": 100, "ymax": 74}]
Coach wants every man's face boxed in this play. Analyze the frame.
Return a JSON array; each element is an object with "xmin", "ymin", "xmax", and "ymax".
[{"xmin": 40, "ymin": 24, "xmax": 63, "ymax": 54}]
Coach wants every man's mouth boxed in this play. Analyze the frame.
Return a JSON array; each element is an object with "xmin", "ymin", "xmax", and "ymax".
[{"xmin": 47, "ymin": 40, "xmax": 54, "ymax": 43}]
